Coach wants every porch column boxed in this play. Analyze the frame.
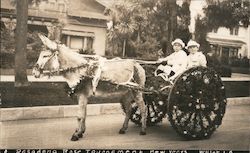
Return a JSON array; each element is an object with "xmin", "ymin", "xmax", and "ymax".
[
  {"xmin": 46, "ymin": 25, "xmax": 56, "ymax": 40},
  {"xmin": 247, "ymin": 26, "xmax": 250, "ymax": 59},
  {"xmin": 219, "ymin": 46, "xmax": 222, "ymax": 62},
  {"xmin": 54, "ymin": 25, "xmax": 62, "ymax": 41},
  {"xmin": 66, "ymin": 36, "xmax": 70, "ymax": 47},
  {"xmin": 83, "ymin": 37, "xmax": 87, "ymax": 50}
]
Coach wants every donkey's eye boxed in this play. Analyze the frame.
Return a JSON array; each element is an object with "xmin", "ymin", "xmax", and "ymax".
[{"xmin": 43, "ymin": 55, "xmax": 50, "ymax": 58}]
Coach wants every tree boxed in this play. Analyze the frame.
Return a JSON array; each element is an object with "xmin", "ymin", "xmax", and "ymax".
[
  {"xmin": 195, "ymin": 0, "xmax": 250, "ymax": 52},
  {"xmin": 14, "ymin": 0, "xmax": 29, "ymax": 87},
  {"xmin": 194, "ymin": 16, "xmax": 211, "ymax": 53},
  {"xmin": 107, "ymin": 0, "xmax": 191, "ymax": 58},
  {"xmin": 11, "ymin": 0, "xmax": 44, "ymax": 87},
  {"xmin": 204, "ymin": 0, "xmax": 250, "ymax": 30},
  {"xmin": 107, "ymin": 2, "xmax": 139, "ymax": 57}
]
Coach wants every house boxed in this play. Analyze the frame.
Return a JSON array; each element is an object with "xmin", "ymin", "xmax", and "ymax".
[
  {"xmin": 0, "ymin": 0, "xmax": 110, "ymax": 55},
  {"xmin": 206, "ymin": 26, "xmax": 250, "ymax": 65}
]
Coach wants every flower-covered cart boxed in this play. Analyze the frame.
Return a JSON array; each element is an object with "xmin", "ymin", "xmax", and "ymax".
[{"xmin": 125, "ymin": 64, "xmax": 227, "ymax": 140}]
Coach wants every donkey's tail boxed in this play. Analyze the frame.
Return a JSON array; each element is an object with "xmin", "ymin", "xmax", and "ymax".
[{"xmin": 133, "ymin": 62, "xmax": 146, "ymax": 88}]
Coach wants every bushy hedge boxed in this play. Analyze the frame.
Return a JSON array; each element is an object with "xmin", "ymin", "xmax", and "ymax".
[
  {"xmin": 1, "ymin": 29, "xmax": 43, "ymax": 69},
  {"xmin": 206, "ymin": 54, "xmax": 232, "ymax": 77},
  {"xmin": 230, "ymin": 56, "xmax": 249, "ymax": 68},
  {"xmin": 0, "ymin": 52, "xmax": 39, "ymax": 69}
]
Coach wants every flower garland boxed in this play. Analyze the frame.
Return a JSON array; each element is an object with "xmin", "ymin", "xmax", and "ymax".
[
  {"xmin": 125, "ymin": 64, "xmax": 171, "ymax": 126},
  {"xmin": 167, "ymin": 66, "xmax": 227, "ymax": 140}
]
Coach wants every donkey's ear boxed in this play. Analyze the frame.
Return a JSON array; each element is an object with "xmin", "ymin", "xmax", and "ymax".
[{"xmin": 38, "ymin": 33, "xmax": 58, "ymax": 51}]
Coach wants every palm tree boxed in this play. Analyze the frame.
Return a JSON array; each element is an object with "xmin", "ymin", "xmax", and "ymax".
[{"xmin": 107, "ymin": 3, "xmax": 138, "ymax": 57}]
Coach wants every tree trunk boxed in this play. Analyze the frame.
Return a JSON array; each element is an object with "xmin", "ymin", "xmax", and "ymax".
[
  {"xmin": 168, "ymin": 0, "xmax": 177, "ymax": 55},
  {"xmin": 122, "ymin": 39, "xmax": 126, "ymax": 57},
  {"xmin": 15, "ymin": 0, "xmax": 29, "ymax": 87}
]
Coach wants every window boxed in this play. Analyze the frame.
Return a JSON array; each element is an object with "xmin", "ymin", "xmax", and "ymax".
[
  {"xmin": 229, "ymin": 48, "xmax": 238, "ymax": 57},
  {"xmin": 58, "ymin": 3, "xmax": 65, "ymax": 12},
  {"xmin": 230, "ymin": 27, "xmax": 239, "ymax": 35},
  {"xmin": 212, "ymin": 28, "xmax": 218, "ymax": 33},
  {"xmin": 70, "ymin": 36, "xmax": 84, "ymax": 49},
  {"xmin": 49, "ymin": 2, "xmax": 55, "ymax": 10},
  {"xmin": 61, "ymin": 35, "xmax": 94, "ymax": 51}
]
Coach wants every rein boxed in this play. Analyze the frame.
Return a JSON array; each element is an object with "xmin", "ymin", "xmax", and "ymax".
[{"xmin": 34, "ymin": 47, "xmax": 100, "ymax": 76}]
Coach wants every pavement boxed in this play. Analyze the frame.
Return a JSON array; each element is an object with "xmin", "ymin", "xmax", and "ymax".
[
  {"xmin": 1, "ymin": 103, "xmax": 250, "ymax": 150},
  {"xmin": 1, "ymin": 73, "xmax": 250, "ymax": 82},
  {"xmin": 1, "ymin": 97, "xmax": 250, "ymax": 121}
]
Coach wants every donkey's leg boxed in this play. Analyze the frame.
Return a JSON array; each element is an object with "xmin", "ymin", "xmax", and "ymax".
[
  {"xmin": 134, "ymin": 91, "xmax": 147, "ymax": 135},
  {"xmin": 71, "ymin": 93, "xmax": 88, "ymax": 141},
  {"xmin": 119, "ymin": 91, "xmax": 133, "ymax": 134}
]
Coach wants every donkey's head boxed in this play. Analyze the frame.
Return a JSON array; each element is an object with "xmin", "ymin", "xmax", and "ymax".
[
  {"xmin": 32, "ymin": 33, "xmax": 62, "ymax": 78},
  {"xmin": 32, "ymin": 48, "xmax": 60, "ymax": 78}
]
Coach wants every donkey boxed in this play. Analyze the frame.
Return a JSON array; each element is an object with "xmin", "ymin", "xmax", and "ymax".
[{"xmin": 32, "ymin": 35, "xmax": 147, "ymax": 141}]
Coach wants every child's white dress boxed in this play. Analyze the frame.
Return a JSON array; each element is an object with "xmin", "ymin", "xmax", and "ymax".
[
  {"xmin": 187, "ymin": 52, "xmax": 207, "ymax": 69},
  {"xmin": 157, "ymin": 50, "xmax": 188, "ymax": 80}
]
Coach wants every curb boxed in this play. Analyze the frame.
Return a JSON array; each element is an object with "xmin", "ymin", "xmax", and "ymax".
[
  {"xmin": 1, "ymin": 75, "xmax": 250, "ymax": 82},
  {"xmin": 1, "ymin": 97, "xmax": 250, "ymax": 121},
  {"xmin": 0, "ymin": 103, "xmax": 123, "ymax": 122}
]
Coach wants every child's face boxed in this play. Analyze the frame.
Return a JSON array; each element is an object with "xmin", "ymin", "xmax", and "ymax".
[
  {"xmin": 173, "ymin": 43, "xmax": 182, "ymax": 52},
  {"xmin": 188, "ymin": 46, "xmax": 199, "ymax": 54}
]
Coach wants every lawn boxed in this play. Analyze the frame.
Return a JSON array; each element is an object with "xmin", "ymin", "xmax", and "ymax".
[
  {"xmin": 1, "ymin": 80, "xmax": 249, "ymax": 108},
  {"xmin": 0, "ymin": 81, "xmax": 125, "ymax": 108}
]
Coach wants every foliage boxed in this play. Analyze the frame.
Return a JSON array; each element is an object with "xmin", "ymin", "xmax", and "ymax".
[
  {"xmin": 1, "ymin": 28, "xmax": 43, "ymax": 55},
  {"xmin": 204, "ymin": 0, "xmax": 250, "ymax": 29},
  {"xmin": 1, "ymin": 27, "xmax": 44, "ymax": 68},
  {"xmin": 0, "ymin": 28, "xmax": 15, "ymax": 54},
  {"xmin": 107, "ymin": 0, "xmax": 191, "ymax": 58},
  {"xmin": 230, "ymin": 56, "xmax": 249, "ymax": 67},
  {"xmin": 194, "ymin": 16, "xmax": 211, "ymax": 54},
  {"xmin": 10, "ymin": 0, "xmax": 47, "ymax": 6},
  {"xmin": 176, "ymin": 0, "xmax": 192, "ymax": 43}
]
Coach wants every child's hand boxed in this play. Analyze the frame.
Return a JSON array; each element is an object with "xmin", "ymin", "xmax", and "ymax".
[{"xmin": 157, "ymin": 58, "xmax": 164, "ymax": 63}]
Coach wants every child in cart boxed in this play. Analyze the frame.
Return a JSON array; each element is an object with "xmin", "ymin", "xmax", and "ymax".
[
  {"xmin": 155, "ymin": 38, "xmax": 188, "ymax": 82},
  {"xmin": 186, "ymin": 40, "xmax": 207, "ymax": 69}
]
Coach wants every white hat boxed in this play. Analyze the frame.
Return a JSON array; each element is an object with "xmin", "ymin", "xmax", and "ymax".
[
  {"xmin": 171, "ymin": 38, "xmax": 185, "ymax": 48},
  {"xmin": 186, "ymin": 40, "xmax": 200, "ymax": 49}
]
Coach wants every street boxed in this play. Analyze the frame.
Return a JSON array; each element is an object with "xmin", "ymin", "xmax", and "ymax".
[{"xmin": 1, "ymin": 103, "xmax": 250, "ymax": 150}]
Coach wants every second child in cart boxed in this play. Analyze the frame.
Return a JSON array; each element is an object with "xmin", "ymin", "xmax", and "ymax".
[{"xmin": 186, "ymin": 40, "xmax": 207, "ymax": 69}]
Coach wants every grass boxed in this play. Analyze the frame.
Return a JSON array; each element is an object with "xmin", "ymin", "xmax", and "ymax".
[
  {"xmin": 0, "ymin": 82, "xmax": 125, "ymax": 108},
  {"xmin": 1, "ymin": 80, "xmax": 249, "ymax": 108}
]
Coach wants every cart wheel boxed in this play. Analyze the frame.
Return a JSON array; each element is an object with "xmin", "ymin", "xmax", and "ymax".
[
  {"xmin": 129, "ymin": 93, "xmax": 168, "ymax": 126},
  {"xmin": 168, "ymin": 67, "xmax": 227, "ymax": 140}
]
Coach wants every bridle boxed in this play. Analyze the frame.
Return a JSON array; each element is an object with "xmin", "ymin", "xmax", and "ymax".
[{"xmin": 33, "ymin": 50, "xmax": 59, "ymax": 74}]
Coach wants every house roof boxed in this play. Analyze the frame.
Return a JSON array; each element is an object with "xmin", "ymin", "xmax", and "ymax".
[
  {"xmin": 67, "ymin": 10, "xmax": 109, "ymax": 20},
  {"xmin": 68, "ymin": 0, "xmax": 110, "ymax": 20},
  {"xmin": 207, "ymin": 37, "xmax": 246, "ymax": 48},
  {"xmin": 1, "ymin": 0, "xmax": 110, "ymax": 20},
  {"xmin": 96, "ymin": 0, "xmax": 131, "ymax": 9}
]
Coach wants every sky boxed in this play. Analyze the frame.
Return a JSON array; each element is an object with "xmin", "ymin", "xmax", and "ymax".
[{"xmin": 177, "ymin": 0, "xmax": 207, "ymax": 33}]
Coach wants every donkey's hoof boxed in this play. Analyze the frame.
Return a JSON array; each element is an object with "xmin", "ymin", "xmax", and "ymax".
[
  {"xmin": 140, "ymin": 131, "xmax": 146, "ymax": 135},
  {"xmin": 71, "ymin": 135, "xmax": 79, "ymax": 141},
  {"xmin": 119, "ymin": 129, "xmax": 126, "ymax": 134},
  {"xmin": 77, "ymin": 133, "xmax": 83, "ymax": 138}
]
